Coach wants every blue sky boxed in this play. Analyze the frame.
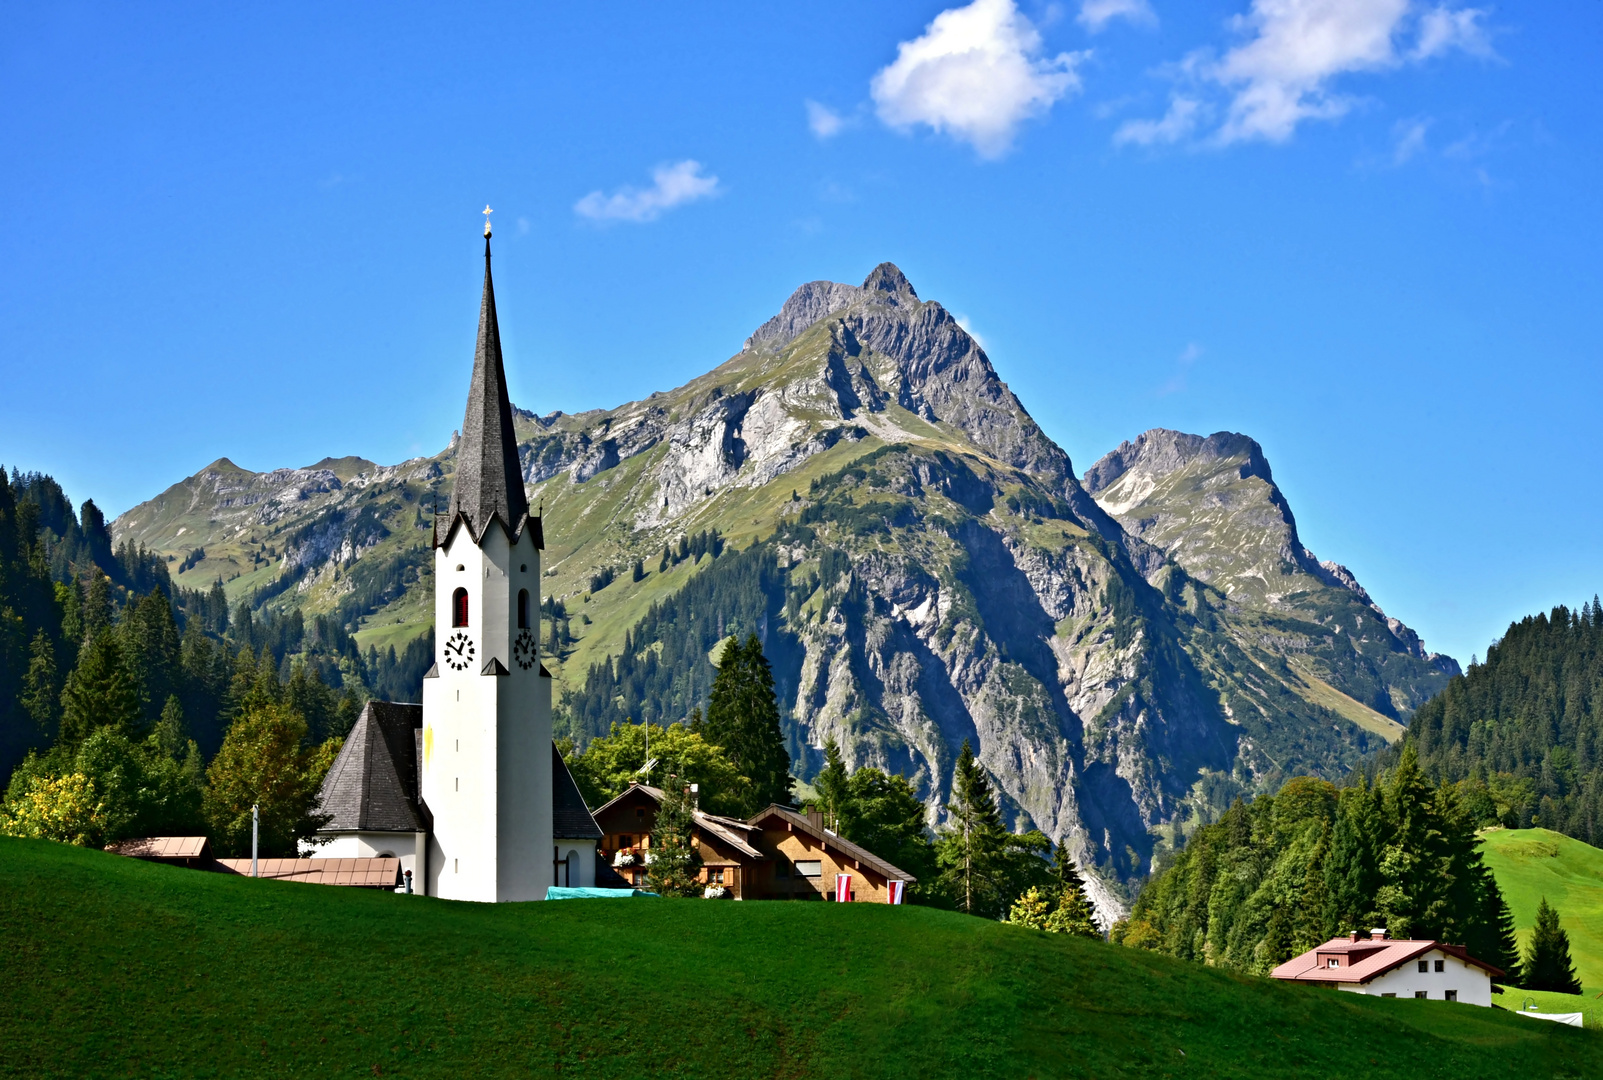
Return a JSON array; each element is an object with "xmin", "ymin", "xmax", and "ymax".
[{"xmin": 2, "ymin": 1, "xmax": 1599, "ymax": 666}]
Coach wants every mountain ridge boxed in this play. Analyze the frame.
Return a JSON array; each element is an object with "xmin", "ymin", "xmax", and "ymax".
[{"xmin": 112, "ymin": 263, "xmax": 1455, "ymax": 917}]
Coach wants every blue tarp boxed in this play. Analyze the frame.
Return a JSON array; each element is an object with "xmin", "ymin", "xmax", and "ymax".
[{"xmin": 546, "ymin": 886, "xmax": 659, "ymax": 900}]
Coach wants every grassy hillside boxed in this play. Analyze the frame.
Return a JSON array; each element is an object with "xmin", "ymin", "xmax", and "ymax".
[
  {"xmin": 1483, "ymin": 828, "xmax": 1603, "ymax": 992},
  {"xmin": 1, "ymin": 839, "xmax": 1599, "ymax": 1079}
]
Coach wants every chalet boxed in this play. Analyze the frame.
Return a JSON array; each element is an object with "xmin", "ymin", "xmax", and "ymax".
[
  {"xmin": 593, "ymin": 783, "xmax": 917, "ymax": 901},
  {"xmin": 1270, "ymin": 929, "xmax": 1504, "ymax": 1006},
  {"xmin": 593, "ymin": 784, "xmax": 765, "ymax": 897}
]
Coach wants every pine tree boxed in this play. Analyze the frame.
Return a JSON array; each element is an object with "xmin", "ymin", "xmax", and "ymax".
[
  {"xmin": 1487, "ymin": 890, "xmax": 1523, "ymax": 986},
  {"xmin": 644, "ymin": 774, "xmax": 703, "ymax": 896},
  {"xmin": 1324, "ymin": 779, "xmax": 1382, "ymax": 933},
  {"xmin": 814, "ymin": 737, "xmax": 850, "ymax": 833},
  {"xmin": 703, "ymin": 635, "xmax": 791, "ymax": 813},
  {"xmin": 59, "ymin": 630, "xmax": 142, "ymax": 747},
  {"xmin": 1044, "ymin": 843, "xmax": 1102, "ymax": 938},
  {"xmin": 20, "ymin": 630, "xmax": 59, "ymax": 737},
  {"xmin": 1523, "ymin": 897, "xmax": 1582, "ymax": 993},
  {"xmin": 658, "ymin": 546, "xmax": 668, "ymax": 573},
  {"xmin": 936, "ymin": 739, "xmax": 1008, "ymax": 916},
  {"xmin": 631, "ymin": 558, "xmax": 644, "ymax": 583}
]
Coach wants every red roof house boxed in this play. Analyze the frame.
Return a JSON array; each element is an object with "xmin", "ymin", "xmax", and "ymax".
[{"xmin": 1271, "ymin": 929, "xmax": 1504, "ymax": 1007}]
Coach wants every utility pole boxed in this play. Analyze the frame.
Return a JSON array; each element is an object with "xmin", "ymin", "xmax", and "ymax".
[{"xmin": 251, "ymin": 803, "xmax": 259, "ymax": 878}]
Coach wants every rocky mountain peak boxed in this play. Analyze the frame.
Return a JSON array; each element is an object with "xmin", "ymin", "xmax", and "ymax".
[{"xmin": 860, "ymin": 261, "xmax": 918, "ymax": 302}]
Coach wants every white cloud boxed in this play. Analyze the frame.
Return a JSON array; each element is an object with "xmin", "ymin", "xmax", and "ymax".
[
  {"xmin": 954, "ymin": 314, "xmax": 987, "ymax": 348},
  {"xmin": 1159, "ymin": 342, "xmax": 1202, "ymax": 395},
  {"xmin": 870, "ymin": 0, "xmax": 1087, "ymax": 158},
  {"xmin": 1214, "ymin": 0, "xmax": 1410, "ymax": 144},
  {"xmin": 1078, "ymin": 0, "xmax": 1157, "ymax": 33},
  {"xmin": 573, "ymin": 161, "xmax": 722, "ymax": 223},
  {"xmin": 1413, "ymin": 5, "xmax": 1494, "ymax": 59},
  {"xmin": 1116, "ymin": 1, "xmax": 1499, "ymax": 148},
  {"xmin": 806, "ymin": 100, "xmax": 846, "ymax": 139},
  {"xmin": 1115, "ymin": 96, "xmax": 1202, "ymax": 145},
  {"xmin": 1391, "ymin": 116, "xmax": 1430, "ymax": 163}
]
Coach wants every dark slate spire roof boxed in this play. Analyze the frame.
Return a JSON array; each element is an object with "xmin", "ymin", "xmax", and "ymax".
[
  {"xmin": 552, "ymin": 744, "xmax": 603, "ymax": 840},
  {"xmin": 316, "ymin": 702, "xmax": 425, "ymax": 833},
  {"xmin": 448, "ymin": 235, "xmax": 529, "ymax": 542}
]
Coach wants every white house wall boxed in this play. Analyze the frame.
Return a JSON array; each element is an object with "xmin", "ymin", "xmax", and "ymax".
[
  {"xmin": 1337, "ymin": 949, "xmax": 1493, "ymax": 1007},
  {"xmin": 554, "ymin": 839, "xmax": 596, "ymax": 889}
]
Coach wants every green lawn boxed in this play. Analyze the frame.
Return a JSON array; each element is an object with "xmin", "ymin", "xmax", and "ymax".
[
  {"xmin": 2, "ymin": 839, "xmax": 1600, "ymax": 1078},
  {"xmin": 1482, "ymin": 828, "xmax": 1603, "ymax": 992}
]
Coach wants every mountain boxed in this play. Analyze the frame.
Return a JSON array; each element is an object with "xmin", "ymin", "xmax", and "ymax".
[{"xmin": 112, "ymin": 263, "xmax": 1456, "ymax": 915}]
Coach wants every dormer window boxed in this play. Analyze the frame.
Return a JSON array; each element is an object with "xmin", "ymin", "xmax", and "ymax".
[
  {"xmin": 452, "ymin": 588, "xmax": 469, "ymax": 627},
  {"xmin": 1327, "ymin": 958, "xmax": 1339, "ymax": 968}
]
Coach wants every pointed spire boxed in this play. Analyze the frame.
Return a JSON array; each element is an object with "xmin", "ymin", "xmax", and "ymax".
[{"xmin": 448, "ymin": 231, "xmax": 529, "ymax": 540}]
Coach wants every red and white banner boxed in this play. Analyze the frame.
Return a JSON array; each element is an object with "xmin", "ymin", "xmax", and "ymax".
[
  {"xmin": 887, "ymin": 879, "xmax": 905, "ymax": 905},
  {"xmin": 835, "ymin": 873, "xmax": 852, "ymax": 902}
]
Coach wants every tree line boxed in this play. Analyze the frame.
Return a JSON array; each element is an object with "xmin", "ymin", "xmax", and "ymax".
[
  {"xmin": 0, "ymin": 467, "xmax": 428, "ymax": 857},
  {"xmin": 1109, "ymin": 747, "xmax": 1592, "ymax": 992},
  {"xmin": 1400, "ymin": 598, "xmax": 1603, "ymax": 844}
]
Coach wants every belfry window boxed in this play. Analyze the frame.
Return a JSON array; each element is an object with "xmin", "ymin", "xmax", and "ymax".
[
  {"xmin": 452, "ymin": 588, "xmax": 469, "ymax": 627},
  {"xmin": 518, "ymin": 589, "xmax": 530, "ymax": 629}
]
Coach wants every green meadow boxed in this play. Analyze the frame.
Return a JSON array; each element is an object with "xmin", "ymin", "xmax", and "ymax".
[{"xmin": 2, "ymin": 838, "xmax": 1599, "ymax": 1079}]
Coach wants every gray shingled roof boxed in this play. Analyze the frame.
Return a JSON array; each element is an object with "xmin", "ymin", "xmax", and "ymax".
[
  {"xmin": 552, "ymin": 745, "xmax": 603, "ymax": 840},
  {"xmin": 317, "ymin": 702, "xmax": 425, "ymax": 833},
  {"xmin": 317, "ymin": 700, "xmax": 599, "ymax": 843},
  {"xmin": 446, "ymin": 235, "xmax": 529, "ymax": 543}
]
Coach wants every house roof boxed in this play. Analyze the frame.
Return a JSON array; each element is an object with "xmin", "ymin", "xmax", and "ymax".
[
  {"xmin": 105, "ymin": 836, "xmax": 210, "ymax": 859},
  {"xmin": 216, "ymin": 857, "xmax": 401, "ymax": 888},
  {"xmin": 748, "ymin": 805, "xmax": 917, "ymax": 883},
  {"xmin": 553, "ymin": 745, "xmax": 603, "ymax": 840},
  {"xmin": 443, "ymin": 234, "xmax": 529, "ymax": 546},
  {"xmin": 594, "ymin": 783, "xmax": 764, "ymax": 860},
  {"xmin": 1270, "ymin": 936, "xmax": 1505, "ymax": 984},
  {"xmin": 316, "ymin": 702, "xmax": 426, "ymax": 833}
]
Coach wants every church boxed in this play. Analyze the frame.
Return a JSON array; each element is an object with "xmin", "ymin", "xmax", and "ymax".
[{"xmin": 310, "ymin": 218, "xmax": 603, "ymax": 899}]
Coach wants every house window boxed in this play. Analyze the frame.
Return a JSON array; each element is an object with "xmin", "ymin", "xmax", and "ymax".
[
  {"xmin": 1327, "ymin": 958, "xmax": 1339, "ymax": 968},
  {"xmin": 518, "ymin": 589, "xmax": 531, "ymax": 629},
  {"xmin": 452, "ymin": 588, "xmax": 469, "ymax": 627},
  {"xmin": 1445, "ymin": 990, "xmax": 1458, "ymax": 1002},
  {"xmin": 1381, "ymin": 993, "xmax": 1396, "ymax": 999},
  {"xmin": 1418, "ymin": 960, "xmax": 1429, "ymax": 973},
  {"xmin": 1414, "ymin": 991, "xmax": 1427, "ymax": 1000},
  {"xmin": 567, "ymin": 850, "xmax": 579, "ymax": 884},
  {"xmin": 1434, "ymin": 959, "xmax": 1444, "ymax": 972},
  {"xmin": 709, "ymin": 868, "xmax": 725, "ymax": 884},
  {"xmin": 796, "ymin": 860, "xmax": 822, "ymax": 878}
]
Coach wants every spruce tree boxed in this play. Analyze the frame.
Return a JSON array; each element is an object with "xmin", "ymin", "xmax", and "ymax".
[
  {"xmin": 1045, "ymin": 843, "xmax": 1101, "ymax": 938},
  {"xmin": 1488, "ymin": 891, "xmax": 1523, "ymax": 985},
  {"xmin": 1523, "ymin": 897, "xmax": 1582, "ymax": 993},
  {"xmin": 814, "ymin": 737, "xmax": 850, "ymax": 833},
  {"xmin": 703, "ymin": 635, "xmax": 792, "ymax": 813},
  {"xmin": 936, "ymin": 739, "xmax": 1008, "ymax": 916},
  {"xmin": 20, "ymin": 630, "xmax": 59, "ymax": 736},
  {"xmin": 644, "ymin": 775, "xmax": 703, "ymax": 896},
  {"xmin": 59, "ymin": 631, "xmax": 142, "ymax": 747},
  {"xmin": 631, "ymin": 558, "xmax": 644, "ymax": 583}
]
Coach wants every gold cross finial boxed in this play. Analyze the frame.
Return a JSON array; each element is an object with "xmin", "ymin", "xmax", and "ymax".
[{"xmin": 482, "ymin": 204, "xmax": 493, "ymax": 237}]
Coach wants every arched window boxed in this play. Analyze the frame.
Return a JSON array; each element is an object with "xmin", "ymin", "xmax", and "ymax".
[
  {"xmin": 518, "ymin": 589, "xmax": 530, "ymax": 630},
  {"xmin": 452, "ymin": 587, "xmax": 469, "ymax": 628},
  {"xmin": 567, "ymin": 849, "xmax": 579, "ymax": 887}
]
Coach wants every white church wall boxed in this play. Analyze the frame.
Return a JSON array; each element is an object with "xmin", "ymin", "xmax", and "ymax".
[
  {"xmin": 311, "ymin": 832, "xmax": 425, "ymax": 882},
  {"xmin": 421, "ymin": 520, "xmax": 552, "ymax": 902},
  {"xmin": 554, "ymin": 841, "xmax": 596, "ymax": 889}
]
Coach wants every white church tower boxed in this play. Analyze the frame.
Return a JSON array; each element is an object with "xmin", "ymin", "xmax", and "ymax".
[{"xmin": 419, "ymin": 217, "xmax": 553, "ymax": 901}]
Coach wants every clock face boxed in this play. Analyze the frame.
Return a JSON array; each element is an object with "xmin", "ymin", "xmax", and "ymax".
[
  {"xmin": 513, "ymin": 629, "xmax": 537, "ymax": 671},
  {"xmin": 443, "ymin": 630, "xmax": 476, "ymax": 672}
]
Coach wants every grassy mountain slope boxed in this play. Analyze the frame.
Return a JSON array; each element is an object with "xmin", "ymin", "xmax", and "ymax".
[
  {"xmin": 2, "ymin": 838, "xmax": 1598, "ymax": 1080},
  {"xmin": 110, "ymin": 266, "xmax": 1456, "ymax": 912},
  {"xmin": 1483, "ymin": 828, "xmax": 1603, "ymax": 992}
]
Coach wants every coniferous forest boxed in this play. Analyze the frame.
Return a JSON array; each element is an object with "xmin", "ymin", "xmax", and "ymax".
[
  {"xmin": 1114, "ymin": 749, "xmax": 1523, "ymax": 981},
  {"xmin": 0, "ymin": 467, "xmax": 432, "ymax": 854},
  {"xmin": 1401, "ymin": 600, "xmax": 1603, "ymax": 844}
]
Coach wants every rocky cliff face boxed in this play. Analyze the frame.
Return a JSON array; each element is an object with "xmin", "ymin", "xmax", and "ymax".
[{"xmin": 113, "ymin": 265, "xmax": 1456, "ymax": 922}]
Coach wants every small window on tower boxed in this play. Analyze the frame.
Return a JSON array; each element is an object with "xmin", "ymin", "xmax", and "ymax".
[
  {"xmin": 518, "ymin": 589, "xmax": 530, "ymax": 629},
  {"xmin": 453, "ymin": 588, "xmax": 469, "ymax": 627}
]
